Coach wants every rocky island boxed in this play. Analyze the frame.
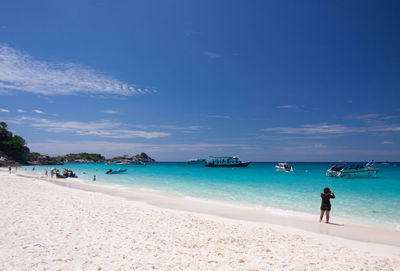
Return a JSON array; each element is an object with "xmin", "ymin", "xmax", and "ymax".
[
  {"xmin": 27, "ymin": 152, "xmax": 64, "ymax": 165},
  {"xmin": 108, "ymin": 153, "xmax": 156, "ymax": 163},
  {"xmin": 0, "ymin": 121, "xmax": 155, "ymax": 167}
]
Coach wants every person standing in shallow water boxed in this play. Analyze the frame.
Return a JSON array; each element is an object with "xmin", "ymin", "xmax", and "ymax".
[{"xmin": 320, "ymin": 187, "xmax": 335, "ymax": 223}]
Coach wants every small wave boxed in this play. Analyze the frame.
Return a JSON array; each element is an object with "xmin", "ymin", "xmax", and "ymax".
[
  {"xmin": 262, "ymin": 206, "xmax": 315, "ymax": 219},
  {"xmin": 184, "ymin": 196, "xmax": 315, "ymax": 219}
]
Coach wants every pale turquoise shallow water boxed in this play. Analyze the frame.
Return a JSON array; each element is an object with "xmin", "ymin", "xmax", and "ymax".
[{"xmin": 20, "ymin": 162, "xmax": 400, "ymax": 229}]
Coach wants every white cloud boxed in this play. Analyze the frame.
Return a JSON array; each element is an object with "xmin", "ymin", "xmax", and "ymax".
[
  {"xmin": 279, "ymin": 143, "xmax": 328, "ymax": 151},
  {"xmin": 17, "ymin": 109, "xmax": 25, "ymax": 113},
  {"xmin": 0, "ymin": 44, "xmax": 156, "ymax": 96},
  {"xmin": 14, "ymin": 116, "xmax": 170, "ymax": 139},
  {"xmin": 261, "ymin": 123, "xmax": 400, "ymax": 135},
  {"xmin": 345, "ymin": 113, "xmax": 400, "ymax": 123},
  {"xmin": 5, "ymin": 115, "xmax": 201, "ymax": 138},
  {"xmin": 0, "ymin": 108, "xmax": 10, "ymax": 112},
  {"xmin": 204, "ymin": 51, "xmax": 222, "ymax": 58},
  {"xmin": 379, "ymin": 115, "xmax": 400, "ymax": 120},
  {"xmin": 208, "ymin": 115, "xmax": 232, "ymax": 119},
  {"xmin": 277, "ymin": 105, "xmax": 295, "ymax": 109},
  {"xmin": 132, "ymin": 124, "xmax": 201, "ymax": 132},
  {"xmin": 76, "ymin": 129, "xmax": 169, "ymax": 139},
  {"xmin": 33, "ymin": 109, "xmax": 44, "ymax": 114},
  {"xmin": 261, "ymin": 124, "xmax": 355, "ymax": 135},
  {"xmin": 27, "ymin": 140, "xmax": 249, "ymax": 157},
  {"xmin": 158, "ymin": 125, "xmax": 201, "ymax": 131},
  {"xmin": 382, "ymin": 141, "xmax": 393, "ymax": 144},
  {"xmin": 345, "ymin": 114, "xmax": 382, "ymax": 122},
  {"xmin": 375, "ymin": 126, "xmax": 400, "ymax": 132},
  {"xmin": 102, "ymin": 110, "xmax": 119, "ymax": 114}
]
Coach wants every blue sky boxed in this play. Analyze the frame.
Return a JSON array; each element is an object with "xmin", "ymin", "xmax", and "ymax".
[{"xmin": 0, "ymin": 0, "xmax": 399, "ymax": 161}]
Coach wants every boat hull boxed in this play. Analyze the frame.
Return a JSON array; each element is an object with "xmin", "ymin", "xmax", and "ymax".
[
  {"xmin": 56, "ymin": 175, "xmax": 67, "ymax": 179},
  {"xmin": 205, "ymin": 162, "xmax": 250, "ymax": 167},
  {"xmin": 326, "ymin": 168, "xmax": 379, "ymax": 177},
  {"xmin": 275, "ymin": 167, "xmax": 293, "ymax": 172},
  {"xmin": 106, "ymin": 169, "xmax": 128, "ymax": 174}
]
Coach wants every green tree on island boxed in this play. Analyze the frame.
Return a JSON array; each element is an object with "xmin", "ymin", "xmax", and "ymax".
[
  {"xmin": 0, "ymin": 122, "xmax": 30, "ymax": 163},
  {"xmin": 65, "ymin": 153, "xmax": 105, "ymax": 162}
]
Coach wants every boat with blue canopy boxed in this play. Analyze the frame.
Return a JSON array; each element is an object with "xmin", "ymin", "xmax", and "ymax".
[
  {"xmin": 105, "ymin": 169, "xmax": 127, "ymax": 174},
  {"xmin": 326, "ymin": 161, "xmax": 379, "ymax": 177}
]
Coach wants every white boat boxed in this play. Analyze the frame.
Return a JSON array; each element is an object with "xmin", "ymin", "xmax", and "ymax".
[
  {"xmin": 275, "ymin": 162, "xmax": 293, "ymax": 172},
  {"xmin": 114, "ymin": 161, "xmax": 146, "ymax": 165},
  {"xmin": 326, "ymin": 162, "xmax": 379, "ymax": 177},
  {"xmin": 205, "ymin": 156, "xmax": 250, "ymax": 167},
  {"xmin": 187, "ymin": 158, "xmax": 207, "ymax": 164}
]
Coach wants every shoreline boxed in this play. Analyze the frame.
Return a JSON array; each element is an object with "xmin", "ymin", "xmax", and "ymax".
[
  {"xmin": 3, "ymin": 169, "xmax": 400, "ymax": 247},
  {"xmin": 1, "ymin": 170, "xmax": 399, "ymax": 269}
]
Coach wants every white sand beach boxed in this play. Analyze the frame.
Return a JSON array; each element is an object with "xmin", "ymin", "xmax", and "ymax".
[{"xmin": 1, "ymin": 171, "xmax": 399, "ymax": 270}]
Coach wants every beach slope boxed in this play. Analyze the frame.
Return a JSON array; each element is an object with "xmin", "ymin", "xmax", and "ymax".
[{"xmin": 0, "ymin": 171, "xmax": 399, "ymax": 270}]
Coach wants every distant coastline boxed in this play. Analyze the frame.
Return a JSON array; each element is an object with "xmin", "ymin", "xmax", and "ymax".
[{"xmin": 24, "ymin": 152, "xmax": 156, "ymax": 166}]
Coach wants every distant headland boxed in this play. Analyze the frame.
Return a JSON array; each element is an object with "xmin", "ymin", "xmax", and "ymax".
[
  {"xmin": 24, "ymin": 152, "xmax": 156, "ymax": 165},
  {"xmin": 0, "ymin": 121, "xmax": 155, "ymax": 166}
]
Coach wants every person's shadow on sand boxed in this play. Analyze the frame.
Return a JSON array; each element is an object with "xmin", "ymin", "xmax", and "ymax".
[{"xmin": 326, "ymin": 222, "xmax": 344, "ymax": 226}]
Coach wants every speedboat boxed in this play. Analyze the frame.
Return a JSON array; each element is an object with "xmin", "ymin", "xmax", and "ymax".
[
  {"xmin": 116, "ymin": 161, "xmax": 146, "ymax": 165},
  {"xmin": 275, "ymin": 162, "xmax": 293, "ymax": 172},
  {"xmin": 55, "ymin": 169, "xmax": 77, "ymax": 178},
  {"xmin": 105, "ymin": 169, "xmax": 127, "ymax": 174},
  {"xmin": 205, "ymin": 156, "xmax": 250, "ymax": 167},
  {"xmin": 326, "ymin": 162, "xmax": 379, "ymax": 177},
  {"xmin": 187, "ymin": 158, "xmax": 207, "ymax": 164},
  {"xmin": 63, "ymin": 169, "xmax": 78, "ymax": 178}
]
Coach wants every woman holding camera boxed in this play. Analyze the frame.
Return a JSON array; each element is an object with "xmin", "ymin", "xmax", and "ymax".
[{"xmin": 320, "ymin": 187, "xmax": 335, "ymax": 223}]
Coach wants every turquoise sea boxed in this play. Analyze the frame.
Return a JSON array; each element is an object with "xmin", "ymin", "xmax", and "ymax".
[{"xmin": 20, "ymin": 162, "xmax": 400, "ymax": 230}]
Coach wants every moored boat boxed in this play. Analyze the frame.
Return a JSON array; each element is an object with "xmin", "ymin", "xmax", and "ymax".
[
  {"xmin": 115, "ymin": 161, "xmax": 146, "ymax": 165},
  {"xmin": 275, "ymin": 162, "xmax": 293, "ymax": 172},
  {"xmin": 205, "ymin": 156, "xmax": 250, "ymax": 167},
  {"xmin": 55, "ymin": 169, "xmax": 77, "ymax": 178},
  {"xmin": 326, "ymin": 162, "xmax": 379, "ymax": 177},
  {"xmin": 105, "ymin": 169, "xmax": 127, "ymax": 174}
]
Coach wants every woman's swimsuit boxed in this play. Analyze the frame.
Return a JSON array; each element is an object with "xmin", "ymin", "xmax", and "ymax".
[{"xmin": 320, "ymin": 193, "xmax": 335, "ymax": 211}]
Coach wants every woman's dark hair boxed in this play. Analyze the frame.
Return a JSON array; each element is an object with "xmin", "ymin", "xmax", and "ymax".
[{"xmin": 324, "ymin": 187, "xmax": 331, "ymax": 193}]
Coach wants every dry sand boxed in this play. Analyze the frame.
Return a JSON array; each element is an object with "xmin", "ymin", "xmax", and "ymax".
[{"xmin": 1, "ymin": 171, "xmax": 399, "ymax": 270}]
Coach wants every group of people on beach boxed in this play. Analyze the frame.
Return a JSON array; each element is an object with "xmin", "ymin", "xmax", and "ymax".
[{"xmin": 8, "ymin": 165, "xmax": 18, "ymax": 173}]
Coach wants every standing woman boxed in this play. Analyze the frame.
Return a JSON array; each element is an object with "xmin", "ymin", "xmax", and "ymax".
[{"xmin": 320, "ymin": 187, "xmax": 335, "ymax": 223}]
